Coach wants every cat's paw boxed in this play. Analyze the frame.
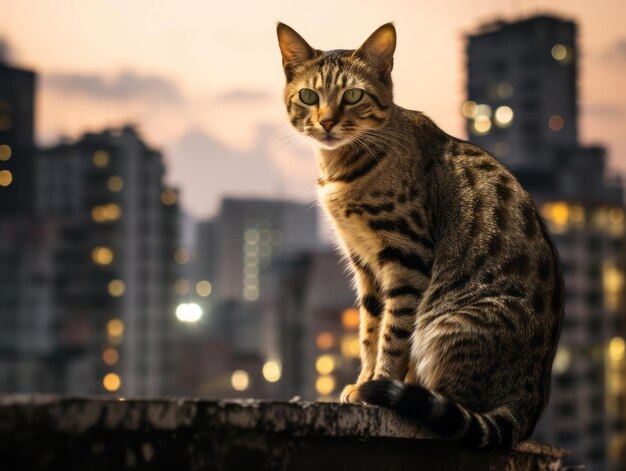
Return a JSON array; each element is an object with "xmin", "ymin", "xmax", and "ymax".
[{"xmin": 340, "ymin": 384, "xmax": 361, "ymax": 403}]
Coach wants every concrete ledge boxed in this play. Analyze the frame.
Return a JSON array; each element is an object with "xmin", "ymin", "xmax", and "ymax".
[{"xmin": 0, "ymin": 396, "xmax": 568, "ymax": 470}]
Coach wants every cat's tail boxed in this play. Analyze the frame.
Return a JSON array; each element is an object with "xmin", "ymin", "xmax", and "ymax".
[{"xmin": 358, "ymin": 379, "xmax": 516, "ymax": 450}]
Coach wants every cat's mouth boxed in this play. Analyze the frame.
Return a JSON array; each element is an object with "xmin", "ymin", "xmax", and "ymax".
[{"xmin": 316, "ymin": 133, "xmax": 346, "ymax": 150}]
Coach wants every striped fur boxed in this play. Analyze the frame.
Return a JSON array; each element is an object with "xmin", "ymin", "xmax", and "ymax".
[
  {"xmin": 359, "ymin": 379, "xmax": 515, "ymax": 450},
  {"xmin": 277, "ymin": 22, "xmax": 564, "ymax": 450}
]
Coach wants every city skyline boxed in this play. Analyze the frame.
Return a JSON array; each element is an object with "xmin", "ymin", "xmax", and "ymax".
[
  {"xmin": 2, "ymin": 10, "xmax": 626, "ymax": 468},
  {"xmin": 2, "ymin": 0, "xmax": 625, "ymax": 218}
]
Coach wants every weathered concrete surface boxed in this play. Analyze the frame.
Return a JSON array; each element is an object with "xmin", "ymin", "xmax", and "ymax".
[{"xmin": 0, "ymin": 396, "xmax": 568, "ymax": 470}]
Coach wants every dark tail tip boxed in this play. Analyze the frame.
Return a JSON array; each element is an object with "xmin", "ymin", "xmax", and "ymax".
[{"xmin": 358, "ymin": 379, "xmax": 406, "ymax": 407}]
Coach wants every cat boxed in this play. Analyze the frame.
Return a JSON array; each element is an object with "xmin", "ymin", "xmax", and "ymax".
[{"xmin": 276, "ymin": 22, "xmax": 564, "ymax": 450}]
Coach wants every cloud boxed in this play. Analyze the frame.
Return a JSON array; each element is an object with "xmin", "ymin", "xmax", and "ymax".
[
  {"xmin": 583, "ymin": 103, "xmax": 626, "ymax": 118},
  {"xmin": 213, "ymin": 88, "xmax": 272, "ymax": 104},
  {"xmin": 167, "ymin": 127, "xmax": 283, "ymax": 217},
  {"xmin": 43, "ymin": 70, "xmax": 183, "ymax": 103},
  {"xmin": 601, "ymin": 38, "xmax": 626, "ymax": 63}
]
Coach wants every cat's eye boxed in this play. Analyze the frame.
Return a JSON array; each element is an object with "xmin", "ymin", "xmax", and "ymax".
[
  {"xmin": 342, "ymin": 89, "xmax": 364, "ymax": 105},
  {"xmin": 299, "ymin": 89, "xmax": 319, "ymax": 105}
]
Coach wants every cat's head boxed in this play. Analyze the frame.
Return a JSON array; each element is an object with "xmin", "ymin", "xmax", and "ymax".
[{"xmin": 277, "ymin": 23, "xmax": 395, "ymax": 150}]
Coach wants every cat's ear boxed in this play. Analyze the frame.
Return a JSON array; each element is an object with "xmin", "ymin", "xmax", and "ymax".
[
  {"xmin": 277, "ymin": 23, "xmax": 316, "ymax": 74},
  {"xmin": 356, "ymin": 23, "xmax": 396, "ymax": 76}
]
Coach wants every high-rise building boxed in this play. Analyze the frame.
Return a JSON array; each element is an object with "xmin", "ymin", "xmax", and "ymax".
[
  {"xmin": 183, "ymin": 198, "xmax": 322, "ymax": 398},
  {"xmin": 34, "ymin": 126, "xmax": 181, "ymax": 396},
  {"xmin": 0, "ymin": 56, "xmax": 42, "ymax": 392},
  {"xmin": 260, "ymin": 250, "xmax": 358, "ymax": 401},
  {"xmin": 0, "ymin": 57, "xmax": 36, "ymax": 216},
  {"xmin": 466, "ymin": 15, "xmax": 625, "ymax": 471},
  {"xmin": 203, "ymin": 197, "xmax": 321, "ymax": 303},
  {"xmin": 466, "ymin": 16, "xmax": 577, "ymax": 169}
]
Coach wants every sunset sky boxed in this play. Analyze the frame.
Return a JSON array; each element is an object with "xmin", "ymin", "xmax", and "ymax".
[{"xmin": 2, "ymin": 0, "xmax": 625, "ymax": 218}]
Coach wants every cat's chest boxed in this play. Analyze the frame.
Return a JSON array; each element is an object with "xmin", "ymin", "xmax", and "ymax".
[{"xmin": 319, "ymin": 183, "xmax": 387, "ymax": 264}]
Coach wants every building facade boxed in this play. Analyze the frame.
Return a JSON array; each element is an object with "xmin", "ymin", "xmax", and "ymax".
[
  {"xmin": 467, "ymin": 15, "xmax": 625, "ymax": 470},
  {"xmin": 202, "ymin": 197, "xmax": 321, "ymax": 303},
  {"xmin": 0, "ymin": 58, "xmax": 35, "ymax": 216},
  {"xmin": 33, "ymin": 126, "xmax": 181, "ymax": 396}
]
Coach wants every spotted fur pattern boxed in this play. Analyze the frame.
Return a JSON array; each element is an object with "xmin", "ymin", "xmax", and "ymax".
[{"xmin": 277, "ymin": 22, "xmax": 563, "ymax": 450}]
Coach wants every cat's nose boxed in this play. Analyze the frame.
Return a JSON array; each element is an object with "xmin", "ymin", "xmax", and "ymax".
[{"xmin": 320, "ymin": 118, "xmax": 337, "ymax": 132}]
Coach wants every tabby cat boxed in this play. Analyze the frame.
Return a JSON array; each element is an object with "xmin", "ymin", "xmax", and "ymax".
[{"xmin": 276, "ymin": 22, "xmax": 563, "ymax": 450}]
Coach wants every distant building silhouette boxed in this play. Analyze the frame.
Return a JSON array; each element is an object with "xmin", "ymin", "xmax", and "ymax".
[
  {"xmin": 260, "ymin": 250, "xmax": 357, "ymax": 401},
  {"xmin": 467, "ymin": 15, "xmax": 625, "ymax": 471},
  {"xmin": 0, "ymin": 59, "xmax": 41, "ymax": 392},
  {"xmin": 203, "ymin": 197, "xmax": 321, "ymax": 303},
  {"xmin": 0, "ymin": 58, "xmax": 35, "ymax": 215},
  {"xmin": 185, "ymin": 198, "xmax": 323, "ymax": 398},
  {"xmin": 14, "ymin": 126, "xmax": 182, "ymax": 396}
]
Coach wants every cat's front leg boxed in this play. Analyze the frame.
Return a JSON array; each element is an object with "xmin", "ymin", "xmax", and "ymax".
[
  {"xmin": 340, "ymin": 261, "xmax": 382, "ymax": 404},
  {"xmin": 373, "ymin": 268, "xmax": 428, "ymax": 381}
]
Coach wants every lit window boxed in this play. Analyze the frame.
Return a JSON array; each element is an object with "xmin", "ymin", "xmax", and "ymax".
[
  {"xmin": 92, "ymin": 246, "xmax": 114, "ymax": 265},
  {"xmin": 494, "ymin": 106, "xmax": 514, "ymax": 127},
  {"xmin": 608, "ymin": 208, "xmax": 625, "ymax": 237},
  {"xmin": 243, "ymin": 286, "xmax": 259, "ymax": 301},
  {"xmin": 107, "ymin": 176, "xmax": 123, "ymax": 192},
  {"xmin": 244, "ymin": 229, "xmax": 260, "ymax": 245},
  {"xmin": 548, "ymin": 115, "xmax": 564, "ymax": 132},
  {"xmin": 92, "ymin": 204, "xmax": 122, "ymax": 223},
  {"xmin": 174, "ymin": 248, "xmax": 190, "ymax": 264},
  {"xmin": 196, "ymin": 280, "xmax": 212, "ymax": 297},
  {"xmin": 541, "ymin": 202, "xmax": 569, "ymax": 233},
  {"xmin": 603, "ymin": 263, "xmax": 624, "ymax": 312},
  {"xmin": 551, "ymin": 44, "xmax": 569, "ymax": 62},
  {"xmin": 0, "ymin": 170, "xmax": 12, "ymax": 187},
  {"xmin": 231, "ymin": 370, "xmax": 250, "ymax": 391},
  {"xmin": 174, "ymin": 279, "xmax": 190, "ymax": 295},
  {"xmin": 0, "ymin": 144, "xmax": 11, "ymax": 161},
  {"xmin": 608, "ymin": 337, "xmax": 625, "ymax": 362},
  {"xmin": 341, "ymin": 334, "xmax": 360, "ymax": 358},
  {"xmin": 102, "ymin": 347, "xmax": 119, "ymax": 366},
  {"xmin": 105, "ymin": 204, "xmax": 122, "ymax": 220},
  {"xmin": 262, "ymin": 361, "xmax": 281, "ymax": 382},
  {"xmin": 244, "ymin": 278, "xmax": 259, "ymax": 289},
  {"xmin": 108, "ymin": 279, "xmax": 125, "ymax": 297},
  {"xmin": 244, "ymin": 245, "xmax": 259, "ymax": 256},
  {"xmin": 107, "ymin": 318, "xmax": 124, "ymax": 337},
  {"xmin": 316, "ymin": 332, "xmax": 335, "ymax": 350},
  {"xmin": 103, "ymin": 373, "xmax": 121, "ymax": 392},
  {"xmin": 175, "ymin": 303, "xmax": 203, "ymax": 322},
  {"xmin": 93, "ymin": 150, "xmax": 110, "ymax": 168},
  {"xmin": 472, "ymin": 116, "xmax": 492, "ymax": 135},
  {"xmin": 0, "ymin": 115, "xmax": 12, "ymax": 131},
  {"xmin": 244, "ymin": 265, "xmax": 259, "ymax": 277},
  {"xmin": 341, "ymin": 308, "xmax": 360, "ymax": 330},
  {"xmin": 160, "ymin": 188, "xmax": 177, "ymax": 206},
  {"xmin": 315, "ymin": 375, "xmax": 336, "ymax": 396},
  {"xmin": 244, "ymin": 254, "xmax": 259, "ymax": 264},
  {"xmin": 316, "ymin": 355, "xmax": 336, "ymax": 375}
]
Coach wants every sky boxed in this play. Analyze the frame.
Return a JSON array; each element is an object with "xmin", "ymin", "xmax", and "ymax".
[{"xmin": 2, "ymin": 0, "xmax": 625, "ymax": 219}]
